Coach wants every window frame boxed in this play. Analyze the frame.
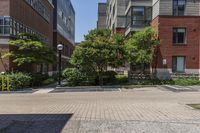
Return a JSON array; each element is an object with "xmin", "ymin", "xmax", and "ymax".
[
  {"xmin": 173, "ymin": 27, "xmax": 187, "ymax": 45},
  {"xmin": 172, "ymin": 56, "xmax": 186, "ymax": 73},
  {"xmin": 173, "ymin": 0, "xmax": 186, "ymax": 16}
]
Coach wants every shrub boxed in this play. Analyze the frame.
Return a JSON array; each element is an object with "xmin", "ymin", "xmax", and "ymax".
[
  {"xmin": 174, "ymin": 78, "xmax": 200, "ymax": 86},
  {"xmin": 51, "ymin": 73, "xmax": 59, "ymax": 81},
  {"xmin": 102, "ymin": 71, "xmax": 117, "ymax": 85},
  {"xmin": 42, "ymin": 78, "xmax": 55, "ymax": 85},
  {"xmin": 63, "ymin": 68, "xmax": 86, "ymax": 86},
  {"xmin": 115, "ymin": 75, "xmax": 128, "ymax": 84},
  {"xmin": 31, "ymin": 73, "xmax": 49, "ymax": 86},
  {"xmin": 0, "ymin": 72, "xmax": 32, "ymax": 90},
  {"xmin": 129, "ymin": 79, "xmax": 175, "ymax": 85}
]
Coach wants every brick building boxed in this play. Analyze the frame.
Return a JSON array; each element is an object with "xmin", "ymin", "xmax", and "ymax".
[
  {"xmin": 0, "ymin": 0, "xmax": 75, "ymax": 74},
  {"xmin": 0, "ymin": 0, "xmax": 54, "ymax": 73},
  {"xmin": 151, "ymin": 0, "xmax": 200, "ymax": 79},
  {"xmin": 98, "ymin": 0, "xmax": 200, "ymax": 79}
]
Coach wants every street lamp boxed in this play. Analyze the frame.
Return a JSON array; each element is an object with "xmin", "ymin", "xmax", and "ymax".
[{"xmin": 57, "ymin": 44, "xmax": 63, "ymax": 86}]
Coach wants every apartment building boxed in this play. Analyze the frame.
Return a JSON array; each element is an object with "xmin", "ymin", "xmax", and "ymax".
[
  {"xmin": 151, "ymin": 0, "xmax": 200, "ymax": 79},
  {"xmin": 106, "ymin": 0, "xmax": 127, "ymax": 34},
  {"xmin": 125, "ymin": 0, "xmax": 152, "ymax": 36},
  {"xmin": 0, "ymin": 0, "xmax": 54, "ymax": 73},
  {"xmin": 52, "ymin": 0, "xmax": 75, "ymax": 71},
  {"xmin": 98, "ymin": 0, "xmax": 200, "ymax": 79},
  {"xmin": 97, "ymin": 3, "xmax": 107, "ymax": 29}
]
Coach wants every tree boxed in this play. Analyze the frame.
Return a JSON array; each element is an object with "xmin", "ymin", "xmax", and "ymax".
[
  {"xmin": 125, "ymin": 27, "xmax": 160, "ymax": 73},
  {"xmin": 70, "ymin": 29, "xmax": 126, "ymax": 85},
  {"xmin": 109, "ymin": 34, "xmax": 127, "ymax": 68},
  {"xmin": 2, "ymin": 33, "xmax": 56, "ymax": 69}
]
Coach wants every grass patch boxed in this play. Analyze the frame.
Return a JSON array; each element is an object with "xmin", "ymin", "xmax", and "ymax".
[
  {"xmin": 123, "ymin": 85, "xmax": 157, "ymax": 89},
  {"xmin": 188, "ymin": 104, "xmax": 200, "ymax": 110}
]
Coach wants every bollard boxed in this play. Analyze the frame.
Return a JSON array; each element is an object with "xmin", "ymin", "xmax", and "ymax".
[
  {"xmin": 7, "ymin": 76, "xmax": 10, "ymax": 91},
  {"xmin": 1, "ymin": 76, "xmax": 10, "ymax": 91},
  {"xmin": 1, "ymin": 76, "xmax": 4, "ymax": 91}
]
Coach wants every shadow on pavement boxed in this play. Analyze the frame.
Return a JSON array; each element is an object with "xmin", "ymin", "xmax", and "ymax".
[{"xmin": 0, "ymin": 114, "xmax": 73, "ymax": 133}]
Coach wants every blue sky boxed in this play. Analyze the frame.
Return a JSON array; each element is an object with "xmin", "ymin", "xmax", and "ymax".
[{"xmin": 71, "ymin": 0, "xmax": 106, "ymax": 43}]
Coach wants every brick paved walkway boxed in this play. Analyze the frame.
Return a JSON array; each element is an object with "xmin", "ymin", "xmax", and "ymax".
[{"xmin": 0, "ymin": 87, "xmax": 200, "ymax": 132}]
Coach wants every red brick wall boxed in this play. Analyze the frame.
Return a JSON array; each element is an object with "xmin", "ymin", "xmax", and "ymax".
[
  {"xmin": 152, "ymin": 16, "xmax": 200, "ymax": 70},
  {"xmin": 0, "ymin": 0, "xmax": 54, "ymax": 72},
  {"xmin": 0, "ymin": 0, "xmax": 10, "ymax": 16},
  {"xmin": 10, "ymin": 0, "xmax": 54, "ymax": 46},
  {"xmin": 116, "ymin": 28, "xmax": 126, "ymax": 35}
]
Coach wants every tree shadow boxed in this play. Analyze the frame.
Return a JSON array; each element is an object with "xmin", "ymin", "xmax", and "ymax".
[{"xmin": 0, "ymin": 114, "xmax": 73, "ymax": 133}]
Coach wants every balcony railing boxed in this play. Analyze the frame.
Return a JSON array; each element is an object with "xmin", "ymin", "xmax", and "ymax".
[{"xmin": 126, "ymin": 20, "xmax": 151, "ymax": 32}]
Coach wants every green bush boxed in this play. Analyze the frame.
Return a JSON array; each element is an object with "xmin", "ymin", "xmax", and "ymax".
[
  {"xmin": 130, "ymin": 79, "xmax": 175, "ymax": 85},
  {"xmin": 115, "ymin": 75, "xmax": 128, "ymax": 84},
  {"xmin": 0, "ymin": 72, "xmax": 32, "ymax": 90},
  {"xmin": 42, "ymin": 78, "xmax": 55, "ymax": 85},
  {"xmin": 174, "ymin": 78, "xmax": 200, "ymax": 86},
  {"xmin": 102, "ymin": 71, "xmax": 117, "ymax": 85},
  {"xmin": 31, "ymin": 73, "xmax": 49, "ymax": 86},
  {"xmin": 63, "ymin": 68, "xmax": 86, "ymax": 86}
]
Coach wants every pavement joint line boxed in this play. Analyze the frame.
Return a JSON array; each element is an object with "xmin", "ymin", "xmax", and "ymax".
[
  {"xmin": 165, "ymin": 85, "xmax": 180, "ymax": 90},
  {"xmin": 33, "ymin": 89, "xmax": 55, "ymax": 94},
  {"xmin": 64, "ymin": 119, "xmax": 200, "ymax": 125}
]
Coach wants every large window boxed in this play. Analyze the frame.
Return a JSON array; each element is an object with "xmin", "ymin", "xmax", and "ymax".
[
  {"xmin": 173, "ymin": 28, "xmax": 186, "ymax": 44},
  {"xmin": 132, "ymin": 7, "xmax": 145, "ymax": 26},
  {"xmin": 0, "ymin": 16, "xmax": 49, "ymax": 44},
  {"xmin": 173, "ymin": 0, "xmax": 186, "ymax": 16},
  {"xmin": 25, "ymin": 0, "xmax": 50, "ymax": 22},
  {"xmin": 126, "ymin": 6, "xmax": 152, "ymax": 28},
  {"xmin": 0, "ymin": 17, "xmax": 11, "ymax": 35},
  {"xmin": 172, "ymin": 56, "xmax": 186, "ymax": 73}
]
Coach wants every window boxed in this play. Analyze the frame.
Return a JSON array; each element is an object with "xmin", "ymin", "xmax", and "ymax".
[
  {"xmin": 0, "ymin": 17, "xmax": 10, "ymax": 35},
  {"xmin": 0, "ymin": 16, "xmax": 48, "ymax": 43},
  {"xmin": 129, "ymin": 6, "xmax": 152, "ymax": 27},
  {"xmin": 113, "ymin": 4, "xmax": 115, "ymax": 17},
  {"xmin": 172, "ymin": 56, "xmax": 185, "ymax": 73},
  {"xmin": 173, "ymin": 28, "xmax": 186, "ymax": 44},
  {"xmin": 0, "ymin": 17, "xmax": 3, "ymax": 34},
  {"xmin": 173, "ymin": 0, "xmax": 186, "ymax": 16},
  {"xmin": 132, "ymin": 7, "xmax": 145, "ymax": 26},
  {"xmin": 25, "ymin": 0, "xmax": 50, "ymax": 22}
]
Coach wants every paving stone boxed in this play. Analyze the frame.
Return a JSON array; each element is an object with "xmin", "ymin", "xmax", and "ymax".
[{"xmin": 0, "ymin": 87, "xmax": 200, "ymax": 132}]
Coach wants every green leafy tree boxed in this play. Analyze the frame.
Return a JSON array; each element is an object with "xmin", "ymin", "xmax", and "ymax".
[
  {"xmin": 2, "ymin": 33, "xmax": 56, "ymax": 68},
  {"xmin": 126, "ymin": 27, "xmax": 160, "ymax": 73},
  {"xmin": 109, "ymin": 34, "xmax": 127, "ymax": 68},
  {"xmin": 70, "ymin": 29, "xmax": 126, "ymax": 85}
]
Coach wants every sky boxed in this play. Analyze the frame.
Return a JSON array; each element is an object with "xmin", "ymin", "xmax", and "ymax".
[{"xmin": 71, "ymin": 0, "xmax": 106, "ymax": 43}]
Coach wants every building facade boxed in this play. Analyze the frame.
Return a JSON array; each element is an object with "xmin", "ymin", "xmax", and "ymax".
[
  {"xmin": 100, "ymin": 0, "xmax": 200, "ymax": 79},
  {"xmin": 106, "ymin": 0, "xmax": 127, "ymax": 34},
  {"xmin": 52, "ymin": 0, "xmax": 75, "ymax": 71},
  {"xmin": 151, "ymin": 0, "xmax": 200, "ymax": 79},
  {"xmin": 97, "ymin": 3, "xmax": 107, "ymax": 29},
  {"xmin": 0, "ymin": 0, "xmax": 54, "ymax": 73}
]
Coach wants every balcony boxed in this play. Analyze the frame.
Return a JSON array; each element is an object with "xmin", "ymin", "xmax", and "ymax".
[{"xmin": 125, "ymin": 6, "xmax": 152, "ymax": 36}]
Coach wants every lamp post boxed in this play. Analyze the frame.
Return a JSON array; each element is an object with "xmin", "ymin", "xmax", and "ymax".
[{"xmin": 57, "ymin": 44, "xmax": 63, "ymax": 86}]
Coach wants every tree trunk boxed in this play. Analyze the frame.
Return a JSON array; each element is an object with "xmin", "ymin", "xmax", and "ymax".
[{"xmin": 98, "ymin": 71, "xmax": 104, "ymax": 86}]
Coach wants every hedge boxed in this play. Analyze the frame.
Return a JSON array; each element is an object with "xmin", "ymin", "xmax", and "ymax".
[{"xmin": 0, "ymin": 72, "xmax": 32, "ymax": 90}]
